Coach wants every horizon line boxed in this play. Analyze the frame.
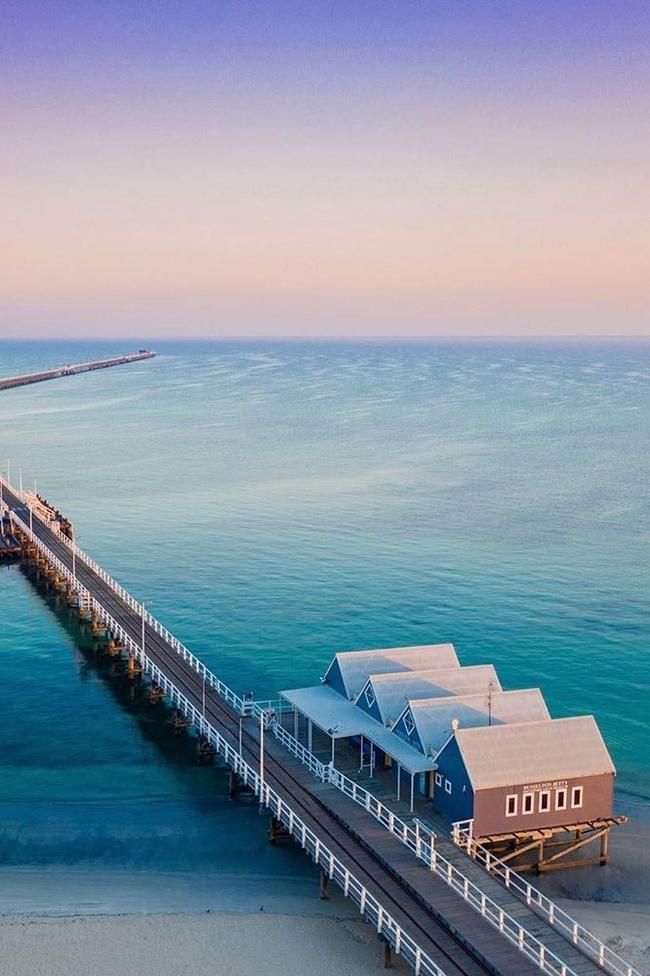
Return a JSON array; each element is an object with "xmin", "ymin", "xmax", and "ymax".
[{"xmin": 2, "ymin": 334, "xmax": 650, "ymax": 344}]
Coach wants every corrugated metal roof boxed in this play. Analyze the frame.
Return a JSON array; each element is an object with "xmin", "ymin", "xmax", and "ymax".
[
  {"xmin": 280, "ymin": 684, "xmax": 436, "ymax": 773},
  {"xmin": 452, "ymin": 716, "xmax": 615, "ymax": 790},
  {"xmin": 361, "ymin": 665, "xmax": 502, "ymax": 726},
  {"xmin": 326, "ymin": 643, "xmax": 459, "ymax": 699},
  {"xmin": 399, "ymin": 689, "xmax": 550, "ymax": 757}
]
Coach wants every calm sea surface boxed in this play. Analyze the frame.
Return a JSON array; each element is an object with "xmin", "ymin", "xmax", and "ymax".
[{"xmin": 0, "ymin": 340, "xmax": 648, "ymax": 883}]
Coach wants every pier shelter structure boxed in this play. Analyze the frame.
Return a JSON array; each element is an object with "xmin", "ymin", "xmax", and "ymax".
[
  {"xmin": 281, "ymin": 680, "xmax": 437, "ymax": 810},
  {"xmin": 282, "ymin": 645, "xmax": 624, "ymax": 869},
  {"xmin": 282, "ymin": 646, "xmax": 501, "ymax": 810},
  {"xmin": 439, "ymin": 716, "xmax": 622, "ymax": 870}
]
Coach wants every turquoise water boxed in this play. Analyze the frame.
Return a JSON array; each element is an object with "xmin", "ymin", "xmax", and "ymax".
[{"xmin": 0, "ymin": 339, "xmax": 648, "ymax": 879}]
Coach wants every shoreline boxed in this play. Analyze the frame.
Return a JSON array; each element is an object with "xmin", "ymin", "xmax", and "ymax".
[{"xmin": 0, "ymin": 866, "xmax": 647, "ymax": 975}]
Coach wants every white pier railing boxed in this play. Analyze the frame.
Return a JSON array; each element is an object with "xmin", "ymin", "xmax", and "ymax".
[
  {"xmin": 451, "ymin": 821, "xmax": 640, "ymax": 976},
  {"xmin": 9, "ymin": 508, "xmax": 449, "ymax": 976}
]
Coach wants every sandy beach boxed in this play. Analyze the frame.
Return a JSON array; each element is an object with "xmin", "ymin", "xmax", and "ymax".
[
  {"xmin": 558, "ymin": 901, "xmax": 650, "ymax": 976},
  {"xmin": 0, "ymin": 912, "xmax": 410, "ymax": 976},
  {"xmin": 0, "ymin": 898, "xmax": 647, "ymax": 976},
  {"xmin": 1, "ymin": 858, "xmax": 649, "ymax": 976},
  {"xmin": 0, "ymin": 868, "xmax": 410, "ymax": 976}
]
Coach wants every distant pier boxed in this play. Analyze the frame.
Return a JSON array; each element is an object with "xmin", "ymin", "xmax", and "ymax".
[{"xmin": 0, "ymin": 350, "xmax": 155, "ymax": 392}]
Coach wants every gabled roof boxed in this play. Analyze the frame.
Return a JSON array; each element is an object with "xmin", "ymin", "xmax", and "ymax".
[
  {"xmin": 323, "ymin": 643, "xmax": 459, "ymax": 699},
  {"xmin": 280, "ymin": 684, "xmax": 436, "ymax": 774},
  {"xmin": 449, "ymin": 716, "xmax": 615, "ymax": 790},
  {"xmin": 397, "ymin": 689, "xmax": 550, "ymax": 757},
  {"xmin": 357, "ymin": 665, "xmax": 501, "ymax": 726}
]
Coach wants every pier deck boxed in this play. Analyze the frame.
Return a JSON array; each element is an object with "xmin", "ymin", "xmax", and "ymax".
[{"xmin": 0, "ymin": 477, "xmax": 636, "ymax": 976}]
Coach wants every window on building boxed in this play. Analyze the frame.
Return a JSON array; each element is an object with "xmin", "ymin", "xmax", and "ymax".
[
  {"xmin": 555, "ymin": 788, "xmax": 567, "ymax": 811},
  {"xmin": 444, "ymin": 779, "xmax": 452, "ymax": 794},
  {"xmin": 571, "ymin": 786, "xmax": 583, "ymax": 809},
  {"xmin": 539, "ymin": 790, "xmax": 551, "ymax": 813},
  {"xmin": 522, "ymin": 792, "xmax": 534, "ymax": 814},
  {"xmin": 403, "ymin": 711, "xmax": 415, "ymax": 736},
  {"xmin": 435, "ymin": 772, "xmax": 442, "ymax": 787},
  {"xmin": 505, "ymin": 794, "xmax": 518, "ymax": 817},
  {"xmin": 364, "ymin": 685, "xmax": 375, "ymax": 708}
]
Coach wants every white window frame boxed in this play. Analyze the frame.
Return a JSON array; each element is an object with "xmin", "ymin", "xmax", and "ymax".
[
  {"xmin": 555, "ymin": 787, "xmax": 567, "ymax": 811},
  {"xmin": 571, "ymin": 785, "xmax": 583, "ymax": 809},
  {"xmin": 505, "ymin": 793, "xmax": 518, "ymax": 817},
  {"xmin": 435, "ymin": 772, "xmax": 442, "ymax": 787},
  {"xmin": 444, "ymin": 778, "xmax": 452, "ymax": 794},
  {"xmin": 364, "ymin": 684, "xmax": 376, "ymax": 708},
  {"xmin": 522, "ymin": 791, "xmax": 534, "ymax": 815},
  {"xmin": 539, "ymin": 790, "xmax": 551, "ymax": 813}
]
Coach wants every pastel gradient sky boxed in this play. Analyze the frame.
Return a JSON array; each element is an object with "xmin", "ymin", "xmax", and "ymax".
[{"xmin": 2, "ymin": 0, "xmax": 649, "ymax": 338}]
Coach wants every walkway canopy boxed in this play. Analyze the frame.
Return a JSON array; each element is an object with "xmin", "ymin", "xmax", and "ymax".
[{"xmin": 281, "ymin": 683, "xmax": 436, "ymax": 775}]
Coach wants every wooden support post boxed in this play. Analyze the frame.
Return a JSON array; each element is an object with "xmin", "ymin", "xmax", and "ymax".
[
  {"xmin": 173, "ymin": 711, "xmax": 191, "ymax": 734},
  {"xmin": 228, "ymin": 771, "xmax": 253, "ymax": 799},
  {"xmin": 382, "ymin": 938, "xmax": 393, "ymax": 969},
  {"xmin": 268, "ymin": 816, "xmax": 290, "ymax": 845},
  {"xmin": 319, "ymin": 868, "xmax": 329, "ymax": 900},
  {"xmin": 196, "ymin": 738, "xmax": 216, "ymax": 764},
  {"xmin": 538, "ymin": 826, "xmax": 609, "ymax": 871},
  {"xmin": 600, "ymin": 828, "xmax": 609, "ymax": 866}
]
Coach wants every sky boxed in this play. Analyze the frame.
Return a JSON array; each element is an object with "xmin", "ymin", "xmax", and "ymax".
[{"xmin": 1, "ymin": 0, "xmax": 649, "ymax": 339}]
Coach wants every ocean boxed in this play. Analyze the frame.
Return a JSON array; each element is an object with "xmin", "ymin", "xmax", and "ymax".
[{"xmin": 0, "ymin": 339, "xmax": 648, "ymax": 896}]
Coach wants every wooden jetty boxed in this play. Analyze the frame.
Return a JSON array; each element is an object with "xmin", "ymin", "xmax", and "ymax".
[
  {"xmin": 0, "ymin": 474, "xmax": 640, "ymax": 976},
  {"xmin": 0, "ymin": 350, "xmax": 155, "ymax": 392}
]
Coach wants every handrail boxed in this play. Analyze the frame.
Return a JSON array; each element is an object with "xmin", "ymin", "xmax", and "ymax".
[
  {"xmin": 451, "ymin": 822, "xmax": 640, "ymax": 976},
  {"xmin": 10, "ymin": 507, "xmax": 449, "ymax": 976},
  {"xmin": 272, "ymin": 719, "xmax": 438, "ymax": 862}
]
